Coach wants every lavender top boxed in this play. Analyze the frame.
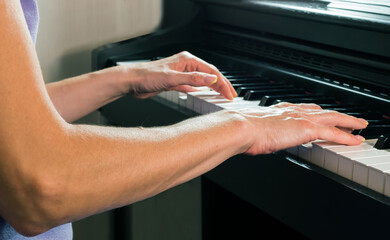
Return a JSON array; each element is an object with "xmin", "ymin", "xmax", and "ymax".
[
  {"xmin": 0, "ymin": 1, "xmax": 73, "ymax": 239},
  {"xmin": 20, "ymin": 0, "xmax": 39, "ymax": 44}
]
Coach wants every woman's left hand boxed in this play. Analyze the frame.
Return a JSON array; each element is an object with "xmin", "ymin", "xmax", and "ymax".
[{"xmin": 114, "ymin": 51, "xmax": 237, "ymax": 100}]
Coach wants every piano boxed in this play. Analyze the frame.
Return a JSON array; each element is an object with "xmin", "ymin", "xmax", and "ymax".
[{"xmin": 92, "ymin": 0, "xmax": 390, "ymax": 239}]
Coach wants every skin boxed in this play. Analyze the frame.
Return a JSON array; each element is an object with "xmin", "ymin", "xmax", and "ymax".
[{"xmin": 0, "ymin": 1, "xmax": 367, "ymax": 237}]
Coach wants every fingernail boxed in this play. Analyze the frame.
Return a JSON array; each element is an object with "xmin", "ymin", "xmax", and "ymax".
[
  {"xmin": 205, "ymin": 75, "xmax": 218, "ymax": 85},
  {"xmin": 359, "ymin": 118, "xmax": 369, "ymax": 125},
  {"xmin": 234, "ymin": 90, "xmax": 238, "ymax": 97},
  {"xmin": 355, "ymin": 135, "xmax": 365, "ymax": 142}
]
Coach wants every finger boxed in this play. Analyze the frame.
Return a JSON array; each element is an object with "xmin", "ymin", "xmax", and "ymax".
[
  {"xmin": 337, "ymin": 127, "xmax": 353, "ymax": 134},
  {"xmin": 192, "ymin": 63, "xmax": 235, "ymax": 100},
  {"xmin": 172, "ymin": 71, "xmax": 234, "ymax": 100},
  {"xmin": 272, "ymin": 102, "xmax": 322, "ymax": 110},
  {"xmin": 171, "ymin": 85, "xmax": 199, "ymax": 93},
  {"xmin": 313, "ymin": 124, "xmax": 365, "ymax": 145},
  {"xmin": 168, "ymin": 71, "xmax": 218, "ymax": 87},
  {"xmin": 272, "ymin": 102, "xmax": 295, "ymax": 108},
  {"xmin": 180, "ymin": 55, "xmax": 236, "ymax": 99},
  {"xmin": 306, "ymin": 111, "xmax": 368, "ymax": 129},
  {"xmin": 294, "ymin": 103, "xmax": 323, "ymax": 110},
  {"xmin": 208, "ymin": 76, "xmax": 235, "ymax": 100},
  {"xmin": 222, "ymin": 74, "xmax": 238, "ymax": 98}
]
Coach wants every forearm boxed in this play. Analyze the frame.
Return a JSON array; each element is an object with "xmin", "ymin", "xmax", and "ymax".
[
  {"xmin": 65, "ymin": 111, "xmax": 247, "ymax": 202},
  {"xmin": 46, "ymin": 68, "xmax": 126, "ymax": 122},
  {"xmin": 4, "ymin": 111, "xmax": 249, "ymax": 234}
]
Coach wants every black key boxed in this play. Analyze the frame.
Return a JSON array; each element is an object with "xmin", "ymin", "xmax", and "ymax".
[
  {"xmin": 225, "ymin": 75, "xmax": 257, "ymax": 80},
  {"xmin": 319, "ymin": 104, "xmax": 357, "ymax": 109},
  {"xmin": 260, "ymin": 93, "xmax": 324, "ymax": 106},
  {"xmin": 374, "ymin": 135, "xmax": 390, "ymax": 149},
  {"xmin": 345, "ymin": 112, "xmax": 383, "ymax": 119},
  {"xmin": 229, "ymin": 79, "xmax": 268, "ymax": 85},
  {"xmin": 353, "ymin": 125, "xmax": 390, "ymax": 139},
  {"xmin": 231, "ymin": 82, "xmax": 266, "ymax": 88},
  {"xmin": 325, "ymin": 107, "xmax": 368, "ymax": 113},
  {"xmin": 273, "ymin": 97, "xmax": 336, "ymax": 105},
  {"xmin": 217, "ymin": 68, "xmax": 239, "ymax": 72},
  {"xmin": 220, "ymin": 70, "xmax": 247, "ymax": 75},
  {"xmin": 232, "ymin": 82, "xmax": 274, "ymax": 89},
  {"xmin": 366, "ymin": 119, "xmax": 390, "ymax": 125},
  {"xmin": 236, "ymin": 84, "xmax": 294, "ymax": 97},
  {"xmin": 244, "ymin": 88, "xmax": 305, "ymax": 101}
]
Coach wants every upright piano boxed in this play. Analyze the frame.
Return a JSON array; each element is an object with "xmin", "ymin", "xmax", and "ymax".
[{"xmin": 92, "ymin": 0, "xmax": 390, "ymax": 239}]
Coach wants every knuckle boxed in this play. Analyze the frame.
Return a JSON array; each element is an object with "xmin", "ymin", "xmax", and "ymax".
[
  {"xmin": 274, "ymin": 102, "xmax": 291, "ymax": 108},
  {"xmin": 330, "ymin": 127, "xmax": 340, "ymax": 138},
  {"xmin": 190, "ymin": 72, "xmax": 202, "ymax": 82},
  {"xmin": 287, "ymin": 111, "xmax": 307, "ymax": 119},
  {"xmin": 178, "ymin": 51, "xmax": 192, "ymax": 59},
  {"xmin": 300, "ymin": 103, "xmax": 322, "ymax": 109},
  {"xmin": 209, "ymin": 64, "xmax": 218, "ymax": 71},
  {"xmin": 290, "ymin": 112, "xmax": 302, "ymax": 118},
  {"xmin": 326, "ymin": 110, "xmax": 341, "ymax": 119},
  {"xmin": 283, "ymin": 102, "xmax": 294, "ymax": 107},
  {"xmin": 311, "ymin": 103, "xmax": 322, "ymax": 110},
  {"xmin": 297, "ymin": 119, "xmax": 317, "ymax": 138}
]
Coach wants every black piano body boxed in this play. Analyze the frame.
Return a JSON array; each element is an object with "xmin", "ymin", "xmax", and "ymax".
[{"xmin": 92, "ymin": 1, "xmax": 390, "ymax": 239}]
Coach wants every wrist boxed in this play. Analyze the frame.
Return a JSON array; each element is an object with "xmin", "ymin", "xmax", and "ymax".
[
  {"xmin": 214, "ymin": 110, "xmax": 255, "ymax": 155},
  {"xmin": 91, "ymin": 66, "xmax": 133, "ymax": 99}
]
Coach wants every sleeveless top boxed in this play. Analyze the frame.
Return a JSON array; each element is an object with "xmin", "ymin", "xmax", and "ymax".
[{"xmin": 0, "ymin": 1, "xmax": 73, "ymax": 239}]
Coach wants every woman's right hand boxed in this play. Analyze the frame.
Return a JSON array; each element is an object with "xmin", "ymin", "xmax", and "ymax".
[{"xmin": 232, "ymin": 102, "xmax": 368, "ymax": 155}]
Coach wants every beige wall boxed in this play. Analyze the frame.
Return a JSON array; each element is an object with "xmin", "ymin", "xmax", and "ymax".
[
  {"xmin": 35, "ymin": 0, "xmax": 162, "ymax": 124},
  {"xmin": 36, "ymin": 0, "xmax": 162, "ymax": 83}
]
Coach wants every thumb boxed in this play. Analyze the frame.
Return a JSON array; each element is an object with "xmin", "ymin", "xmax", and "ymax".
[{"xmin": 171, "ymin": 71, "xmax": 218, "ymax": 87}]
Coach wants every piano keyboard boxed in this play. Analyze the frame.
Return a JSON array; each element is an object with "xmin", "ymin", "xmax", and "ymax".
[{"xmin": 121, "ymin": 60, "xmax": 390, "ymax": 198}]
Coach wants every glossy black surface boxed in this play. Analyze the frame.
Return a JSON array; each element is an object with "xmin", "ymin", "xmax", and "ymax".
[{"xmin": 374, "ymin": 135, "xmax": 390, "ymax": 149}]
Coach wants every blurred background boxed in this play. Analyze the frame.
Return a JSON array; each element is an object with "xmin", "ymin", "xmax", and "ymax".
[{"xmin": 36, "ymin": 0, "xmax": 163, "ymax": 126}]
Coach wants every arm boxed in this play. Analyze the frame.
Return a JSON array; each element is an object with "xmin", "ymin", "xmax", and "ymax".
[
  {"xmin": 46, "ymin": 52, "xmax": 237, "ymax": 123},
  {"xmin": 0, "ymin": 1, "xmax": 367, "ymax": 237}
]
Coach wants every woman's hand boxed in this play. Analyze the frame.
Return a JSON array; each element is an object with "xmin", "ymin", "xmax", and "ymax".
[
  {"xmin": 230, "ymin": 102, "xmax": 368, "ymax": 155},
  {"xmin": 116, "ymin": 51, "xmax": 237, "ymax": 100}
]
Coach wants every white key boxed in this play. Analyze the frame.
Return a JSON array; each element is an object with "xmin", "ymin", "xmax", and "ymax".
[
  {"xmin": 384, "ymin": 173, "xmax": 390, "ymax": 197},
  {"xmin": 116, "ymin": 59, "xmax": 150, "ymax": 66},
  {"xmin": 186, "ymin": 87, "xmax": 214, "ymax": 104},
  {"xmin": 198, "ymin": 94, "xmax": 229, "ymax": 114},
  {"xmin": 209, "ymin": 104, "xmax": 223, "ymax": 113},
  {"xmin": 298, "ymin": 143, "xmax": 313, "ymax": 162},
  {"xmin": 218, "ymin": 101, "xmax": 260, "ymax": 110},
  {"xmin": 186, "ymin": 90, "xmax": 213, "ymax": 111},
  {"xmin": 323, "ymin": 143, "xmax": 375, "ymax": 173},
  {"xmin": 178, "ymin": 94, "xmax": 187, "ymax": 107},
  {"xmin": 311, "ymin": 141, "xmax": 342, "ymax": 167},
  {"xmin": 158, "ymin": 91, "xmax": 169, "ymax": 101},
  {"xmin": 338, "ymin": 149, "xmax": 390, "ymax": 179},
  {"xmin": 186, "ymin": 93, "xmax": 196, "ymax": 111},
  {"xmin": 285, "ymin": 146, "xmax": 299, "ymax": 156},
  {"xmin": 368, "ymin": 161, "xmax": 390, "ymax": 194},
  {"xmin": 353, "ymin": 156, "xmax": 390, "ymax": 187},
  {"xmin": 193, "ymin": 92, "xmax": 220, "ymax": 114},
  {"xmin": 169, "ymin": 91, "xmax": 180, "ymax": 104}
]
